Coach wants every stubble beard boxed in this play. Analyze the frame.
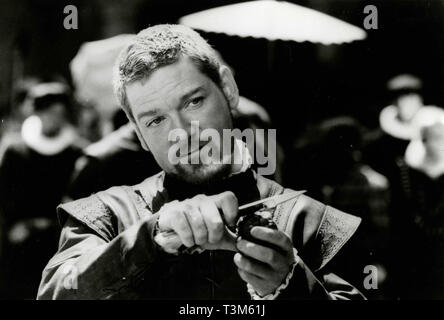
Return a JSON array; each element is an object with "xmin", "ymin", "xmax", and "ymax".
[{"xmin": 169, "ymin": 161, "xmax": 233, "ymax": 186}]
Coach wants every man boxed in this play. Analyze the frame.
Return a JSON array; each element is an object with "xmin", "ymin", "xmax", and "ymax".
[
  {"xmin": 37, "ymin": 25, "xmax": 364, "ymax": 300},
  {"xmin": 364, "ymin": 74, "xmax": 444, "ymax": 298},
  {"xmin": 0, "ymin": 82, "xmax": 83, "ymax": 298},
  {"xmin": 367, "ymin": 74, "xmax": 444, "ymax": 180}
]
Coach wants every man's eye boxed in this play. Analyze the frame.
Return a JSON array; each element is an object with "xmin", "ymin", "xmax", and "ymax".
[
  {"xmin": 187, "ymin": 97, "xmax": 204, "ymax": 109},
  {"xmin": 146, "ymin": 117, "xmax": 164, "ymax": 127}
]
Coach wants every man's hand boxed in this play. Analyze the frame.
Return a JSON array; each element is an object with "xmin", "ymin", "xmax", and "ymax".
[
  {"xmin": 234, "ymin": 226, "xmax": 296, "ymax": 297},
  {"xmin": 157, "ymin": 191, "xmax": 239, "ymax": 252}
]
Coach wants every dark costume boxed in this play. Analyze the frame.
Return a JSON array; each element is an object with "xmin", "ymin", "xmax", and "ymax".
[
  {"xmin": 38, "ymin": 169, "xmax": 363, "ymax": 300},
  {"xmin": 365, "ymin": 105, "xmax": 444, "ymax": 298},
  {"xmin": 287, "ymin": 118, "xmax": 390, "ymax": 298},
  {"xmin": 0, "ymin": 133, "xmax": 82, "ymax": 299},
  {"xmin": 68, "ymin": 123, "xmax": 160, "ymax": 200},
  {"xmin": 391, "ymin": 160, "xmax": 444, "ymax": 299}
]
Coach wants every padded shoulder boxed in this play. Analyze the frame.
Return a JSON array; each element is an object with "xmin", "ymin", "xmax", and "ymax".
[
  {"xmin": 57, "ymin": 171, "xmax": 167, "ymax": 242},
  {"xmin": 57, "ymin": 194, "xmax": 116, "ymax": 241}
]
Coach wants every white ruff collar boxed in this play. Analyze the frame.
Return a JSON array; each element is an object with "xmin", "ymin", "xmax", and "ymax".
[
  {"xmin": 380, "ymin": 105, "xmax": 444, "ymax": 140},
  {"xmin": 379, "ymin": 105, "xmax": 418, "ymax": 140},
  {"xmin": 21, "ymin": 115, "xmax": 78, "ymax": 155},
  {"xmin": 405, "ymin": 139, "xmax": 426, "ymax": 169},
  {"xmin": 405, "ymin": 139, "xmax": 444, "ymax": 178}
]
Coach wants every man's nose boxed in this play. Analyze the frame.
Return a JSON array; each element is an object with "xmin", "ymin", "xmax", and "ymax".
[
  {"xmin": 170, "ymin": 112, "xmax": 190, "ymax": 133},
  {"xmin": 169, "ymin": 112, "xmax": 198, "ymax": 146}
]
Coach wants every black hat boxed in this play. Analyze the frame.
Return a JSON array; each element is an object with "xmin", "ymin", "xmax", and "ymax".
[{"xmin": 28, "ymin": 82, "xmax": 72, "ymax": 112}]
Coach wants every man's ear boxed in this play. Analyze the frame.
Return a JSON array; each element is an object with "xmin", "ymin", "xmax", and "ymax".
[
  {"xmin": 131, "ymin": 121, "xmax": 150, "ymax": 151},
  {"xmin": 219, "ymin": 65, "xmax": 239, "ymax": 111}
]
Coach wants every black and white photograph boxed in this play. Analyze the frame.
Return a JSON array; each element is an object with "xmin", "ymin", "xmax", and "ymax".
[{"xmin": 0, "ymin": 0, "xmax": 444, "ymax": 307}]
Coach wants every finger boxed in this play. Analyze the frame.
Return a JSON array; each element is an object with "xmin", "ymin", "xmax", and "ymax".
[
  {"xmin": 183, "ymin": 202, "xmax": 208, "ymax": 246},
  {"xmin": 250, "ymin": 227, "xmax": 293, "ymax": 252},
  {"xmin": 211, "ymin": 191, "xmax": 238, "ymax": 227},
  {"xmin": 237, "ymin": 268, "xmax": 266, "ymax": 289},
  {"xmin": 158, "ymin": 200, "xmax": 179, "ymax": 230},
  {"xmin": 199, "ymin": 197, "xmax": 224, "ymax": 244},
  {"xmin": 236, "ymin": 239, "xmax": 285, "ymax": 268},
  {"xmin": 170, "ymin": 210, "xmax": 195, "ymax": 247},
  {"xmin": 233, "ymin": 253, "xmax": 270, "ymax": 279}
]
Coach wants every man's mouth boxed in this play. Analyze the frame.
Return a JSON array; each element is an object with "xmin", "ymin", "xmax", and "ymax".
[{"xmin": 180, "ymin": 142, "xmax": 208, "ymax": 158}]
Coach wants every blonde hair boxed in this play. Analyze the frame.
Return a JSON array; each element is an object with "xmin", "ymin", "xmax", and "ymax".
[{"xmin": 113, "ymin": 24, "xmax": 222, "ymax": 122}]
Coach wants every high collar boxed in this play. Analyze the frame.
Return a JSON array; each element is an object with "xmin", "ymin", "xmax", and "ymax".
[
  {"xmin": 405, "ymin": 139, "xmax": 444, "ymax": 178},
  {"xmin": 21, "ymin": 115, "xmax": 77, "ymax": 155},
  {"xmin": 379, "ymin": 105, "xmax": 444, "ymax": 140},
  {"xmin": 379, "ymin": 105, "xmax": 419, "ymax": 140}
]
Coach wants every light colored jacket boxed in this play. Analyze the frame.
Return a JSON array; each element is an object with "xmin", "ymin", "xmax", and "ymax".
[{"xmin": 37, "ymin": 171, "xmax": 363, "ymax": 300}]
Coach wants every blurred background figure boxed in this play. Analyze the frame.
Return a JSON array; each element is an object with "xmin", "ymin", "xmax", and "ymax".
[
  {"xmin": 0, "ymin": 82, "xmax": 84, "ymax": 299},
  {"xmin": 363, "ymin": 74, "xmax": 444, "ymax": 299},
  {"xmin": 0, "ymin": 77, "xmax": 41, "ymax": 138},
  {"xmin": 389, "ymin": 119, "xmax": 444, "ymax": 299},
  {"xmin": 70, "ymin": 34, "xmax": 136, "ymax": 140},
  {"xmin": 288, "ymin": 116, "xmax": 391, "ymax": 298},
  {"xmin": 67, "ymin": 122, "xmax": 160, "ymax": 200},
  {"xmin": 365, "ymin": 74, "xmax": 444, "ymax": 182}
]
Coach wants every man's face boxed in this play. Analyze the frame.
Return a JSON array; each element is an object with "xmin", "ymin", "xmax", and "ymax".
[
  {"xmin": 36, "ymin": 102, "xmax": 68, "ymax": 137},
  {"xmin": 397, "ymin": 93, "xmax": 423, "ymax": 122},
  {"xmin": 126, "ymin": 56, "xmax": 235, "ymax": 184}
]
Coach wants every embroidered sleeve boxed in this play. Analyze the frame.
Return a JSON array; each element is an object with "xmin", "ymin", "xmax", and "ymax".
[{"xmin": 316, "ymin": 206, "xmax": 361, "ymax": 271}]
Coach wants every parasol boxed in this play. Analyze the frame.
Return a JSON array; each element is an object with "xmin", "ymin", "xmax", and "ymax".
[{"xmin": 179, "ymin": 0, "xmax": 366, "ymax": 45}]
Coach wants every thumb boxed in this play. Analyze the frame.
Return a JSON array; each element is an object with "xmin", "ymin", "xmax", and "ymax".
[
  {"xmin": 202, "ymin": 227, "xmax": 237, "ymax": 252},
  {"xmin": 211, "ymin": 191, "xmax": 239, "ymax": 227}
]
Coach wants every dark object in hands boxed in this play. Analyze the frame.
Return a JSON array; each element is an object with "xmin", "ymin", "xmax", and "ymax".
[
  {"xmin": 236, "ymin": 209, "xmax": 277, "ymax": 244},
  {"xmin": 155, "ymin": 191, "xmax": 305, "ymax": 254}
]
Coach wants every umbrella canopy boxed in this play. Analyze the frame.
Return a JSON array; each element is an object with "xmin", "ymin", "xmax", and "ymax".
[{"xmin": 179, "ymin": 0, "xmax": 366, "ymax": 45}]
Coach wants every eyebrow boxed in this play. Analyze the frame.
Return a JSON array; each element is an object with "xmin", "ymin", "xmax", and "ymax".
[
  {"xmin": 181, "ymin": 86, "xmax": 205, "ymax": 102},
  {"xmin": 137, "ymin": 109, "xmax": 161, "ymax": 121},
  {"xmin": 135, "ymin": 85, "xmax": 206, "ymax": 121}
]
